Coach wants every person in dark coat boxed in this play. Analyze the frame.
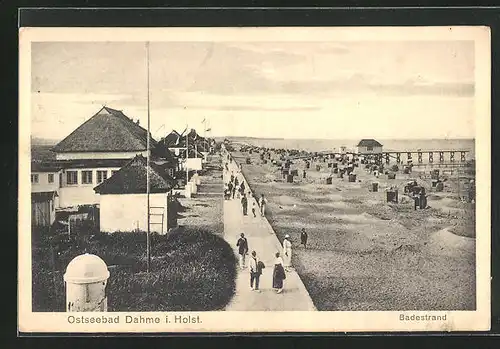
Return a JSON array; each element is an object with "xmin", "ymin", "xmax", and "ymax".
[
  {"xmin": 228, "ymin": 182, "xmax": 233, "ymax": 200},
  {"xmin": 300, "ymin": 228, "xmax": 308, "ymax": 249},
  {"xmin": 241, "ymin": 194, "xmax": 248, "ymax": 216},
  {"xmin": 232, "ymin": 185, "xmax": 236, "ymax": 199},
  {"xmin": 272, "ymin": 252, "xmax": 285, "ymax": 294},
  {"xmin": 236, "ymin": 233, "xmax": 249, "ymax": 269}
]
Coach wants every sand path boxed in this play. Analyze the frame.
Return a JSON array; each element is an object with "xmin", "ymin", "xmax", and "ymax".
[{"xmin": 222, "ymin": 150, "xmax": 316, "ymax": 311}]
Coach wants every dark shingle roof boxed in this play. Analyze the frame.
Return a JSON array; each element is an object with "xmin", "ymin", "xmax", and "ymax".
[
  {"xmin": 52, "ymin": 107, "xmax": 158, "ymax": 153},
  {"xmin": 93, "ymin": 155, "xmax": 175, "ymax": 195},
  {"xmin": 161, "ymin": 128, "xmax": 209, "ymax": 153},
  {"xmin": 31, "ymin": 161, "xmax": 63, "ymax": 172},
  {"xmin": 32, "ymin": 191, "xmax": 58, "ymax": 203},
  {"xmin": 357, "ymin": 139, "xmax": 383, "ymax": 147},
  {"xmin": 162, "ymin": 130, "xmax": 181, "ymax": 146}
]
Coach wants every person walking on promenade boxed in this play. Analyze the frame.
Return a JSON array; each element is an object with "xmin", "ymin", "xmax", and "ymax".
[
  {"xmin": 259, "ymin": 194, "xmax": 267, "ymax": 217},
  {"xmin": 283, "ymin": 234, "xmax": 292, "ymax": 271},
  {"xmin": 249, "ymin": 251, "xmax": 264, "ymax": 292},
  {"xmin": 236, "ymin": 233, "xmax": 249, "ymax": 270},
  {"xmin": 252, "ymin": 201, "xmax": 257, "ymax": 217},
  {"xmin": 228, "ymin": 182, "xmax": 234, "ymax": 200},
  {"xmin": 232, "ymin": 184, "xmax": 236, "ymax": 199},
  {"xmin": 272, "ymin": 252, "xmax": 286, "ymax": 294},
  {"xmin": 241, "ymin": 193, "xmax": 248, "ymax": 216},
  {"xmin": 230, "ymin": 172, "xmax": 235, "ymax": 185},
  {"xmin": 300, "ymin": 228, "xmax": 308, "ymax": 249}
]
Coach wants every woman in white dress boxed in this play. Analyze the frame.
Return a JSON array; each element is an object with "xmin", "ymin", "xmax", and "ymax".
[{"xmin": 283, "ymin": 235, "xmax": 292, "ymax": 271}]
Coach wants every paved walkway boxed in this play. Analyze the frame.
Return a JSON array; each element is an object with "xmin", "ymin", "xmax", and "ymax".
[{"xmin": 222, "ymin": 150, "xmax": 316, "ymax": 311}]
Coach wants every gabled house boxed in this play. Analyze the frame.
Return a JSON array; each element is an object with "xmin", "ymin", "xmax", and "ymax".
[
  {"xmin": 94, "ymin": 155, "xmax": 177, "ymax": 234},
  {"xmin": 356, "ymin": 139, "xmax": 383, "ymax": 154},
  {"xmin": 161, "ymin": 128, "xmax": 207, "ymax": 166},
  {"xmin": 44, "ymin": 106, "xmax": 177, "ymax": 208}
]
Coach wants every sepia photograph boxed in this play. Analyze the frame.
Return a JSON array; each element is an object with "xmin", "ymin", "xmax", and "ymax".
[{"xmin": 18, "ymin": 26, "xmax": 491, "ymax": 332}]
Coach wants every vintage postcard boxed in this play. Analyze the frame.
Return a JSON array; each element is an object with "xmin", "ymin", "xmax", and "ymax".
[{"xmin": 19, "ymin": 26, "xmax": 491, "ymax": 333}]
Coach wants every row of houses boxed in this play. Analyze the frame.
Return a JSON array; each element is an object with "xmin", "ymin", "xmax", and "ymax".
[{"xmin": 31, "ymin": 106, "xmax": 215, "ymax": 234}]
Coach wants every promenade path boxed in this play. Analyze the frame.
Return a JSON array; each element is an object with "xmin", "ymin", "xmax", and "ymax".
[{"xmin": 222, "ymin": 150, "xmax": 316, "ymax": 311}]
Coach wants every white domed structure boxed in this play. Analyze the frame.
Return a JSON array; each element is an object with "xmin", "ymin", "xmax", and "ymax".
[
  {"xmin": 64, "ymin": 253, "xmax": 109, "ymax": 284},
  {"xmin": 63, "ymin": 253, "xmax": 110, "ymax": 312}
]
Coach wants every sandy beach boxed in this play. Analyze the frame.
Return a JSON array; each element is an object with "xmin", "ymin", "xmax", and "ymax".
[{"xmin": 231, "ymin": 145, "xmax": 476, "ymax": 311}]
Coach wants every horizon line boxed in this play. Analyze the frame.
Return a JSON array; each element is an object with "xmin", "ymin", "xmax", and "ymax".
[{"xmin": 31, "ymin": 134, "xmax": 475, "ymax": 144}]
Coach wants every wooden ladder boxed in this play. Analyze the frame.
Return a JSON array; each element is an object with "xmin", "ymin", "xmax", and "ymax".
[{"xmin": 149, "ymin": 206, "xmax": 165, "ymax": 234}]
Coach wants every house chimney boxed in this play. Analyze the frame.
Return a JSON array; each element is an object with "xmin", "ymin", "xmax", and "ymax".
[{"xmin": 136, "ymin": 119, "xmax": 140, "ymax": 125}]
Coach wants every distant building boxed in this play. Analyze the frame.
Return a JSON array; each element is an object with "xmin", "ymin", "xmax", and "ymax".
[
  {"xmin": 33, "ymin": 106, "xmax": 178, "ymax": 208},
  {"xmin": 161, "ymin": 128, "xmax": 209, "ymax": 166},
  {"xmin": 356, "ymin": 139, "xmax": 383, "ymax": 154},
  {"xmin": 94, "ymin": 155, "xmax": 177, "ymax": 234}
]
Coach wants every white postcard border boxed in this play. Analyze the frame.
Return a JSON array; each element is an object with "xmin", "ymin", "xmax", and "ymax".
[{"xmin": 18, "ymin": 26, "xmax": 491, "ymax": 333}]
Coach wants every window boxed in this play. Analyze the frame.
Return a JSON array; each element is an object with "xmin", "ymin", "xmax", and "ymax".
[
  {"xmin": 82, "ymin": 171, "xmax": 93, "ymax": 184},
  {"xmin": 31, "ymin": 174, "xmax": 39, "ymax": 184},
  {"xmin": 167, "ymin": 168, "xmax": 174, "ymax": 178},
  {"xmin": 111, "ymin": 170, "xmax": 118, "ymax": 176},
  {"xmin": 48, "ymin": 174, "xmax": 54, "ymax": 183},
  {"xmin": 66, "ymin": 171, "xmax": 78, "ymax": 185},
  {"xmin": 59, "ymin": 173, "xmax": 63, "ymax": 185},
  {"xmin": 367, "ymin": 146, "xmax": 374, "ymax": 151},
  {"xmin": 97, "ymin": 170, "xmax": 108, "ymax": 184}
]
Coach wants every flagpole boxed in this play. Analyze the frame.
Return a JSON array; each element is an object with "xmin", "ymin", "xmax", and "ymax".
[
  {"xmin": 186, "ymin": 125, "xmax": 189, "ymax": 184},
  {"xmin": 146, "ymin": 41, "xmax": 151, "ymax": 273}
]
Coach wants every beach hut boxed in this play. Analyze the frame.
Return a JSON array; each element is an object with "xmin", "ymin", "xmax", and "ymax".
[{"xmin": 356, "ymin": 139, "xmax": 383, "ymax": 154}]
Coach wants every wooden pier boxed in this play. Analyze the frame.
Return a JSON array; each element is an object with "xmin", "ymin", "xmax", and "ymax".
[
  {"xmin": 359, "ymin": 150, "xmax": 471, "ymax": 165},
  {"xmin": 288, "ymin": 149, "xmax": 471, "ymax": 166}
]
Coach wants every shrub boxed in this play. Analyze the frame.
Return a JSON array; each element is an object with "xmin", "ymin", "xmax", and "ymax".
[{"xmin": 32, "ymin": 228, "xmax": 237, "ymax": 312}]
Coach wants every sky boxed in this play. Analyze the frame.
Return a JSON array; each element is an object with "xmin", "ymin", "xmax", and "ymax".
[{"xmin": 30, "ymin": 40, "xmax": 476, "ymax": 141}]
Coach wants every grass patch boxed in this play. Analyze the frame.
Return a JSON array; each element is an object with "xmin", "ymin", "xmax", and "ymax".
[{"xmin": 32, "ymin": 228, "xmax": 237, "ymax": 312}]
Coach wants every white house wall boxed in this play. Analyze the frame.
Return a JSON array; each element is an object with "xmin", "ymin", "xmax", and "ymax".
[
  {"xmin": 186, "ymin": 158, "xmax": 203, "ymax": 171},
  {"xmin": 59, "ymin": 167, "xmax": 121, "ymax": 208},
  {"xmin": 55, "ymin": 150, "xmax": 149, "ymax": 161},
  {"xmin": 99, "ymin": 193, "xmax": 169, "ymax": 234},
  {"xmin": 357, "ymin": 146, "xmax": 383, "ymax": 154},
  {"xmin": 31, "ymin": 171, "xmax": 60, "ymax": 193}
]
